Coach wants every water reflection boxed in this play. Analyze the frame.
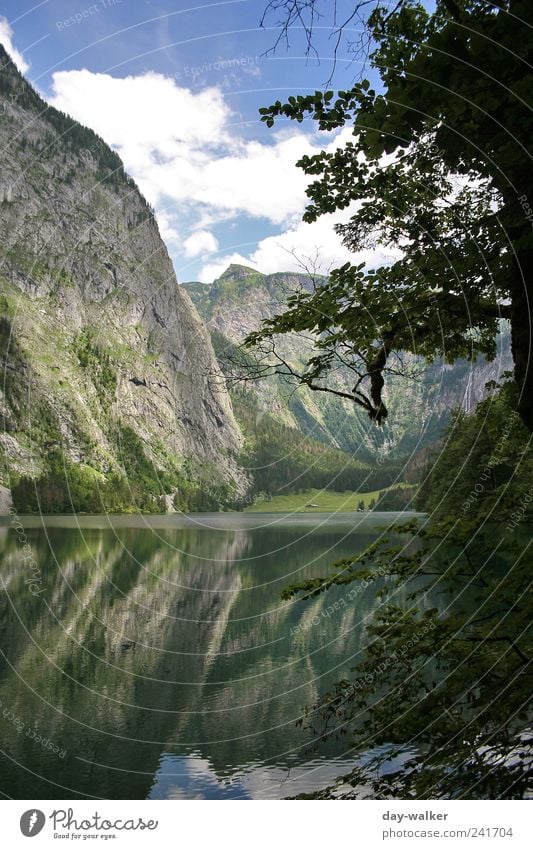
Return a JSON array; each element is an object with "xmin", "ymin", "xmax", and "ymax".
[{"xmin": 0, "ymin": 512, "xmax": 421, "ymax": 799}]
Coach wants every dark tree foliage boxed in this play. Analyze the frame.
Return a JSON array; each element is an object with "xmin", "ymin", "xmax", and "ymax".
[
  {"xmin": 417, "ymin": 380, "xmax": 533, "ymax": 522},
  {"xmin": 282, "ymin": 381, "xmax": 532, "ymax": 799},
  {"xmin": 374, "ymin": 484, "xmax": 414, "ymax": 510},
  {"xmin": 257, "ymin": 5, "xmax": 532, "ymax": 796},
  {"xmin": 11, "ymin": 427, "xmax": 237, "ymax": 515},
  {"xmin": 250, "ymin": 1, "xmax": 533, "ymax": 431}
]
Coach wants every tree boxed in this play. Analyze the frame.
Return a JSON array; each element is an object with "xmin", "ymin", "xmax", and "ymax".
[
  {"xmin": 249, "ymin": 1, "xmax": 533, "ymax": 430},
  {"xmin": 281, "ymin": 381, "xmax": 532, "ymax": 798}
]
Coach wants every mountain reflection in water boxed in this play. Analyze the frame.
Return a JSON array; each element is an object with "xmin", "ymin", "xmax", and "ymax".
[{"xmin": 0, "ymin": 512, "xmax": 423, "ymax": 799}]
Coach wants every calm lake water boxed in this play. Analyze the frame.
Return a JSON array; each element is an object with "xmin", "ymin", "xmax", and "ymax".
[{"xmin": 0, "ymin": 511, "xmax": 424, "ymax": 799}]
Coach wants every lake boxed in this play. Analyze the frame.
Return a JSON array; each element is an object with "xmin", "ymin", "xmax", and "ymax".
[{"xmin": 0, "ymin": 511, "xmax": 424, "ymax": 799}]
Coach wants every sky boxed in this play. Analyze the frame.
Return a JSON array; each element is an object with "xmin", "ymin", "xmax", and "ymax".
[{"xmin": 0, "ymin": 0, "xmax": 394, "ymax": 283}]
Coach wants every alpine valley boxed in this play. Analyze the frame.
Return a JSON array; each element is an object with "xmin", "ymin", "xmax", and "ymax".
[
  {"xmin": 0, "ymin": 45, "xmax": 512, "ymax": 513},
  {"xmin": 183, "ymin": 265, "xmax": 513, "ymax": 477}
]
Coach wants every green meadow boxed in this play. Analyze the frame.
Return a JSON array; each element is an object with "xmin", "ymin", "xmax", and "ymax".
[{"xmin": 244, "ymin": 486, "xmax": 416, "ymax": 513}]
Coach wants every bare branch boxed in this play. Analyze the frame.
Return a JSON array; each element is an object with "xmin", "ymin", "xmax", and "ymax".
[{"xmin": 260, "ymin": 0, "xmax": 389, "ymax": 83}]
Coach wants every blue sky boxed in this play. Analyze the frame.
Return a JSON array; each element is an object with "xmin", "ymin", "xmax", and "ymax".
[{"xmin": 0, "ymin": 0, "xmax": 393, "ymax": 282}]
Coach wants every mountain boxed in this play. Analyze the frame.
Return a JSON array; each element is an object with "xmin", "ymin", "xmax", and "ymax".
[
  {"xmin": 184, "ymin": 264, "xmax": 514, "ymax": 461},
  {"xmin": 0, "ymin": 45, "xmax": 246, "ymax": 512}
]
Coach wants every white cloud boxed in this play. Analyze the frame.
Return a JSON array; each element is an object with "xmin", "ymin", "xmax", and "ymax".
[
  {"xmin": 183, "ymin": 229, "xmax": 219, "ymax": 258},
  {"xmin": 198, "ymin": 209, "xmax": 401, "ymax": 283},
  {"xmin": 48, "ymin": 69, "xmax": 323, "ymax": 225},
  {"xmin": 49, "ymin": 69, "xmax": 229, "ymax": 150},
  {"xmin": 0, "ymin": 17, "xmax": 29, "ymax": 74},
  {"xmin": 47, "ymin": 69, "xmax": 391, "ymax": 280},
  {"xmin": 155, "ymin": 210, "xmax": 181, "ymax": 245}
]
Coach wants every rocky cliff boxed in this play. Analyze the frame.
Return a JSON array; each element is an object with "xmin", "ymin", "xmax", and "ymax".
[
  {"xmin": 0, "ymin": 45, "xmax": 245, "ymax": 511},
  {"xmin": 184, "ymin": 264, "xmax": 514, "ymax": 460}
]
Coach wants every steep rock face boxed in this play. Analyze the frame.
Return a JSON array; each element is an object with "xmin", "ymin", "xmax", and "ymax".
[
  {"xmin": 0, "ymin": 46, "xmax": 245, "ymax": 506},
  {"xmin": 184, "ymin": 265, "xmax": 513, "ymax": 460},
  {"xmin": 185, "ymin": 265, "xmax": 328, "ymax": 432}
]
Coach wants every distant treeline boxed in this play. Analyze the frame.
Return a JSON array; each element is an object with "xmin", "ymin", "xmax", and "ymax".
[
  {"xmin": 374, "ymin": 485, "xmax": 417, "ymax": 511},
  {"xmin": 11, "ymin": 427, "xmax": 239, "ymax": 514},
  {"xmin": 233, "ymin": 390, "xmax": 398, "ymax": 496}
]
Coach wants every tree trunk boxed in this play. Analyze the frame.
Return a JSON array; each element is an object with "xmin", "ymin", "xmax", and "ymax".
[{"xmin": 510, "ymin": 247, "xmax": 533, "ymax": 432}]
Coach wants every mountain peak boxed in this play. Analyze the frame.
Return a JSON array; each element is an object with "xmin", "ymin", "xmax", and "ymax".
[{"xmin": 217, "ymin": 264, "xmax": 262, "ymax": 283}]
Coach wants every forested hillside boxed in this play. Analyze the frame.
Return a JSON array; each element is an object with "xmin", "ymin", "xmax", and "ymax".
[
  {"xmin": 184, "ymin": 266, "xmax": 513, "ymax": 462},
  {"xmin": 417, "ymin": 380, "xmax": 533, "ymax": 524}
]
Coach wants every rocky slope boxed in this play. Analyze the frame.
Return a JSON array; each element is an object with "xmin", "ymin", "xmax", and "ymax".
[
  {"xmin": 184, "ymin": 264, "xmax": 514, "ymax": 460},
  {"xmin": 0, "ymin": 45, "xmax": 245, "ymax": 511}
]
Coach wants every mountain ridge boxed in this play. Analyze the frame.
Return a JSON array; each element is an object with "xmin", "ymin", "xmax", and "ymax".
[
  {"xmin": 183, "ymin": 265, "xmax": 514, "ymax": 461},
  {"xmin": 0, "ymin": 44, "xmax": 247, "ymax": 512}
]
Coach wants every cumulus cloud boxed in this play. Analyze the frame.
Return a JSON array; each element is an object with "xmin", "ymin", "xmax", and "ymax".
[
  {"xmin": 50, "ymin": 69, "xmax": 229, "ymax": 150},
  {"xmin": 155, "ymin": 210, "xmax": 181, "ymax": 246},
  {"xmin": 183, "ymin": 229, "xmax": 219, "ymax": 258},
  {"xmin": 48, "ymin": 69, "xmax": 390, "ymax": 278},
  {"xmin": 49, "ymin": 69, "xmax": 313, "ymax": 224},
  {"xmin": 198, "ymin": 209, "xmax": 401, "ymax": 283},
  {"xmin": 0, "ymin": 17, "xmax": 29, "ymax": 74}
]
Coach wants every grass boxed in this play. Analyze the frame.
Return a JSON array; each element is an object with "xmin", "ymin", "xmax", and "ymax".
[{"xmin": 244, "ymin": 486, "xmax": 413, "ymax": 513}]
